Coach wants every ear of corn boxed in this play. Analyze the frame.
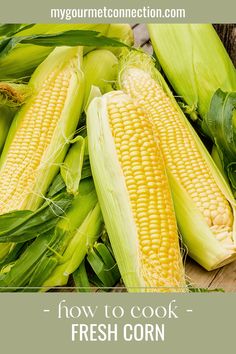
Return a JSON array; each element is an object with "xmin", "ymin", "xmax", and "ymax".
[
  {"xmin": 147, "ymin": 24, "xmax": 236, "ymax": 120},
  {"xmin": 87, "ymin": 91, "xmax": 186, "ymax": 292},
  {"xmin": 0, "ymin": 46, "xmax": 85, "ymax": 215},
  {"xmin": 119, "ymin": 51, "xmax": 236, "ymax": 270}
]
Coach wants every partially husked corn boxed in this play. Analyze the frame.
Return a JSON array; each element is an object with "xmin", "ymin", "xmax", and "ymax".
[
  {"xmin": 107, "ymin": 94, "xmax": 181, "ymax": 287},
  {"xmin": 87, "ymin": 90, "xmax": 186, "ymax": 291},
  {"xmin": 0, "ymin": 46, "xmax": 85, "ymax": 215},
  {"xmin": 118, "ymin": 52, "xmax": 236, "ymax": 271},
  {"xmin": 0, "ymin": 72, "xmax": 71, "ymax": 213},
  {"xmin": 121, "ymin": 66, "xmax": 234, "ymax": 247}
]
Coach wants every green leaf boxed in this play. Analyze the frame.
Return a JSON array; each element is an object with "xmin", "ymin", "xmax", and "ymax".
[
  {"xmin": 95, "ymin": 243, "xmax": 120, "ymax": 281},
  {"xmin": 25, "ymin": 257, "xmax": 58, "ymax": 291},
  {"xmin": 0, "ymin": 231, "xmax": 54, "ymax": 290},
  {"xmin": 60, "ymin": 136, "xmax": 85, "ymax": 196},
  {"xmin": 87, "ymin": 243, "xmax": 120, "ymax": 288},
  {"xmin": 0, "ymin": 210, "xmax": 32, "ymax": 233},
  {"xmin": 0, "ymin": 191, "xmax": 73, "ymax": 243},
  {"xmin": 189, "ymin": 286, "xmax": 224, "ymax": 293},
  {"xmin": 0, "ymin": 242, "xmax": 28, "ymax": 269},
  {"xmin": 73, "ymin": 260, "xmax": 91, "ymax": 292},
  {"xmin": 0, "ymin": 30, "xmax": 129, "ymax": 59},
  {"xmin": 47, "ymin": 174, "xmax": 66, "ymax": 198},
  {"xmin": 205, "ymin": 89, "xmax": 236, "ymax": 188},
  {"xmin": 0, "ymin": 24, "xmax": 34, "ymax": 37}
]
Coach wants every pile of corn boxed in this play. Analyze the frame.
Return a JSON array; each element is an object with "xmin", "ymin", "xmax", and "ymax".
[{"xmin": 0, "ymin": 23, "xmax": 235, "ymax": 292}]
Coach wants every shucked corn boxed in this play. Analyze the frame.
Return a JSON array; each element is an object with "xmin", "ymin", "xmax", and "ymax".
[
  {"xmin": 121, "ymin": 67, "xmax": 233, "ymax": 241},
  {"xmin": 119, "ymin": 52, "xmax": 236, "ymax": 270},
  {"xmin": 87, "ymin": 90, "xmax": 186, "ymax": 291},
  {"xmin": 0, "ymin": 47, "xmax": 85, "ymax": 215}
]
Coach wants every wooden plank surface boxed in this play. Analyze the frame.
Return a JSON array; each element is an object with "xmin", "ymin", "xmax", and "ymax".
[
  {"xmin": 133, "ymin": 23, "xmax": 236, "ymax": 292},
  {"xmin": 214, "ymin": 24, "xmax": 236, "ymax": 65}
]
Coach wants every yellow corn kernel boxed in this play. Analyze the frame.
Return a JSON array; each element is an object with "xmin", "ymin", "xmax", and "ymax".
[{"xmin": 87, "ymin": 91, "xmax": 186, "ymax": 292}]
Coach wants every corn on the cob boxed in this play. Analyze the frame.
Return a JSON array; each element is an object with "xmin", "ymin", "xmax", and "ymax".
[
  {"xmin": 0, "ymin": 46, "xmax": 85, "ymax": 215},
  {"xmin": 119, "ymin": 52, "xmax": 236, "ymax": 270},
  {"xmin": 87, "ymin": 90, "xmax": 186, "ymax": 292}
]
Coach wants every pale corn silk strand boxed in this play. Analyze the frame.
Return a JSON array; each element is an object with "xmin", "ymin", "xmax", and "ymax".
[
  {"xmin": 121, "ymin": 67, "xmax": 234, "ymax": 248},
  {"xmin": 106, "ymin": 92, "xmax": 186, "ymax": 292},
  {"xmin": 0, "ymin": 66, "xmax": 72, "ymax": 214}
]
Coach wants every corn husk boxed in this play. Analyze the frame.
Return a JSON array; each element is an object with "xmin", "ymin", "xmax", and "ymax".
[
  {"xmin": 83, "ymin": 49, "xmax": 118, "ymax": 106},
  {"xmin": 0, "ymin": 24, "xmax": 109, "ymax": 80},
  {"xmin": 105, "ymin": 24, "xmax": 134, "ymax": 56},
  {"xmin": 0, "ymin": 107, "xmax": 14, "ymax": 154}
]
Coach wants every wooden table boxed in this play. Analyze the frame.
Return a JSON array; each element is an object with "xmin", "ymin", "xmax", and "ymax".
[{"xmin": 132, "ymin": 23, "xmax": 236, "ymax": 292}]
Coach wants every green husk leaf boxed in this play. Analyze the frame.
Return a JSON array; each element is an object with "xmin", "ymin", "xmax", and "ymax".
[
  {"xmin": 211, "ymin": 145, "xmax": 227, "ymax": 181},
  {"xmin": 0, "ymin": 24, "xmax": 34, "ymax": 37},
  {"xmin": 73, "ymin": 260, "xmax": 91, "ymax": 292},
  {"xmin": 105, "ymin": 24, "xmax": 134, "ymax": 56},
  {"xmin": 188, "ymin": 286, "xmax": 224, "ymax": 293},
  {"xmin": 205, "ymin": 89, "xmax": 236, "ymax": 189},
  {"xmin": 0, "ymin": 106, "xmax": 14, "ymax": 153},
  {"xmin": 42, "ymin": 202, "xmax": 103, "ymax": 288},
  {"xmin": 0, "ymin": 231, "xmax": 55, "ymax": 290},
  {"xmin": 0, "ymin": 173, "xmax": 99, "ymax": 291},
  {"xmin": 60, "ymin": 136, "xmax": 85, "ymax": 195},
  {"xmin": 83, "ymin": 50, "xmax": 118, "ymax": 106},
  {"xmin": 87, "ymin": 248, "xmax": 116, "ymax": 287},
  {"xmin": 93, "ymin": 243, "xmax": 120, "ymax": 285},
  {"xmin": 0, "ymin": 24, "xmax": 110, "ymax": 80},
  {"xmin": 0, "ymin": 30, "xmax": 129, "ymax": 59},
  {"xmin": 0, "ymin": 191, "xmax": 73, "ymax": 243},
  {"xmin": 46, "ymin": 174, "xmax": 66, "ymax": 198},
  {"xmin": 16, "ymin": 24, "xmax": 109, "ymax": 37},
  {"xmin": 0, "ymin": 242, "xmax": 28, "ymax": 269}
]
